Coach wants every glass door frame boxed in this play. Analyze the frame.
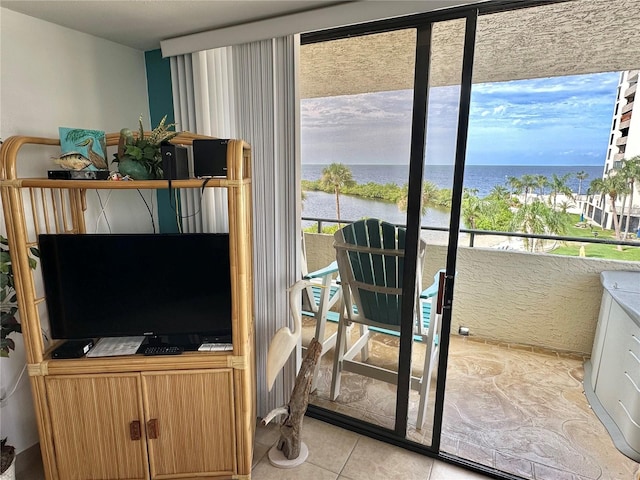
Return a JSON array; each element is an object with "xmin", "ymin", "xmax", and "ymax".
[
  {"xmin": 399, "ymin": 7, "xmax": 477, "ymax": 449},
  {"xmin": 303, "ymin": 1, "xmax": 572, "ymax": 478}
]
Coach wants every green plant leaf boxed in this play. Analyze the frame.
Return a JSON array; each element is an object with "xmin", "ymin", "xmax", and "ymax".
[
  {"xmin": 0, "ymin": 338, "xmax": 16, "ymax": 357},
  {"xmin": 143, "ymin": 145, "xmax": 157, "ymax": 158},
  {"xmin": 138, "ymin": 114, "xmax": 145, "ymax": 142}
]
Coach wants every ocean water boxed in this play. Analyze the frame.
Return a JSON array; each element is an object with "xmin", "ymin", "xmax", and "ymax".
[{"xmin": 301, "ymin": 164, "xmax": 602, "ymax": 227}]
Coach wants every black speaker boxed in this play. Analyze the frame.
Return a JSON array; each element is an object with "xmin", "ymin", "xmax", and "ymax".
[
  {"xmin": 192, "ymin": 139, "xmax": 228, "ymax": 178},
  {"xmin": 161, "ymin": 144, "xmax": 189, "ymax": 180}
]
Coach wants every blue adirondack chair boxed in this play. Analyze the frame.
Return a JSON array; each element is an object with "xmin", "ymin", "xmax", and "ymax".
[
  {"xmin": 330, "ymin": 218, "xmax": 442, "ymax": 429},
  {"xmin": 301, "ymin": 240, "xmax": 342, "ymax": 392}
]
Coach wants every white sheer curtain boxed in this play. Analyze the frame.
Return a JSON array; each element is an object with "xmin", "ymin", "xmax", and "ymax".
[
  {"xmin": 169, "ymin": 36, "xmax": 300, "ymax": 416},
  {"xmin": 170, "ymin": 48, "xmax": 233, "ymax": 233}
]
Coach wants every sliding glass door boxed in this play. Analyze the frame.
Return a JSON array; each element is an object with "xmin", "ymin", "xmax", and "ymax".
[
  {"xmin": 299, "ymin": 27, "xmax": 417, "ymax": 435},
  {"xmin": 299, "ymin": 2, "xmax": 640, "ymax": 479},
  {"xmin": 299, "ymin": 10, "xmax": 477, "ymax": 450},
  {"xmin": 404, "ymin": 14, "xmax": 472, "ymax": 448},
  {"xmin": 440, "ymin": 2, "xmax": 640, "ymax": 478}
]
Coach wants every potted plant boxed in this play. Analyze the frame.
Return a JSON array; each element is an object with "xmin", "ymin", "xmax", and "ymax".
[
  {"xmin": 112, "ymin": 115, "xmax": 180, "ymax": 180},
  {"xmin": 1, "ymin": 235, "xmax": 38, "ymax": 480},
  {"xmin": 0, "ymin": 439, "xmax": 15, "ymax": 480}
]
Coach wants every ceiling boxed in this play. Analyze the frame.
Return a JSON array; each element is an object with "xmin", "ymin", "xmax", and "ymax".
[
  {"xmin": 6, "ymin": 0, "xmax": 639, "ymax": 98},
  {"xmin": 0, "ymin": 0, "xmax": 348, "ymax": 51},
  {"xmin": 300, "ymin": 0, "xmax": 640, "ymax": 97}
]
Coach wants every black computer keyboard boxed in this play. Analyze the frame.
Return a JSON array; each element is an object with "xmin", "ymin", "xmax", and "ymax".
[{"xmin": 142, "ymin": 345, "xmax": 183, "ymax": 356}]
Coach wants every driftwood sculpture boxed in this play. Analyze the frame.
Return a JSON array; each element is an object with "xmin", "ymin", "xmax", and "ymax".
[{"xmin": 263, "ymin": 337, "xmax": 322, "ymax": 460}]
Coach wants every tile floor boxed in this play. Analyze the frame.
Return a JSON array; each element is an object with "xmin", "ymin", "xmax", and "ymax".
[
  {"xmin": 253, "ymin": 417, "xmax": 492, "ymax": 480},
  {"xmin": 17, "ymin": 416, "xmax": 491, "ymax": 480},
  {"xmin": 304, "ymin": 320, "xmax": 640, "ymax": 480},
  {"xmin": 15, "ymin": 325, "xmax": 640, "ymax": 480}
]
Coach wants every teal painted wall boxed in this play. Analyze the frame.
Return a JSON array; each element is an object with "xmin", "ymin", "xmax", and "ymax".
[{"xmin": 145, "ymin": 49, "xmax": 180, "ymax": 233}]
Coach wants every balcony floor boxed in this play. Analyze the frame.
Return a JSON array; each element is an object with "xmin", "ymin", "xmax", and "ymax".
[{"xmin": 304, "ymin": 319, "xmax": 640, "ymax": 480}]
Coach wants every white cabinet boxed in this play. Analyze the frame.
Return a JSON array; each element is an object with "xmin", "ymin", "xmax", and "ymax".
[{"xmin": 585, "ymin": 271, "xmax": 640, "ymax": 462}]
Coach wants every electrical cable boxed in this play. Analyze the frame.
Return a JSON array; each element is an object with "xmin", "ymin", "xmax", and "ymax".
[
  {"xmin": 136, "ymin": 189, "xmax": 156, "ymax": 233},
  {"xmin": 0, "ymin": 363, "xmax": 27, "ymax": 404},
  {"xmin": 0, "ymin": 322, "xmax": 49, "ymax": 404},
  {"xmin": 167, "ymin": 178, "xmax": 213, "ymax": 222},
  {"xmin": 94, "ymin": 190, "xmax": 113, "ymax": 233},
  {"xmin": 175, "ymin": 188, "xmax": 182, "ymax": 233}
]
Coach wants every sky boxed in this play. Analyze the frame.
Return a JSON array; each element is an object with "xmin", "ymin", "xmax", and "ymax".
[{"xmin": 300, "ymin": 72, "xmax": 620, "ymax": 166}]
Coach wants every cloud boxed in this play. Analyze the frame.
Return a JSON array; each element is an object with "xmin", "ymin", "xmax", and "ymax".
[
  {"xmin": 302, "ymin": 71, "xmax": 620, "ymax": 166},
  {"xmin": 301, "ymin": 90, "xmax": 413, "ymax": 130}
]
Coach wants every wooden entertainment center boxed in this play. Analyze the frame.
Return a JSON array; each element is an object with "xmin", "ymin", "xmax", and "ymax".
[{"xmin": 0, "ymin": 133, "xmax": 256, "ymax": 480}]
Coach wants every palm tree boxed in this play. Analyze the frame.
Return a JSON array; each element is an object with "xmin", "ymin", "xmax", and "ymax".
[
  {"xmin": 510, "ymin": 199, "xmax": 570, "ymax": 252},
  {"xmin": 506, "ymin": 176, "xmax": 522, "ymax": 193},
  {"xmin": 549, "ymin": 173, "xmax": 573, "ymax": 210},
  {"xmin": 588, "ymin": 175, "xmax": 630, "ymax": 249},
  {"xmin": 618, "ymin": 156, "xmax": 640, "ymax": 239},
  {"xmin": 461, "ymin": 189, "xmax": 483, "ymax": 230},
  {"xmin": 320, "ymin": 163, "xmax": 355, "ymax": 226},
  {"xmin": 488, "ymin": 185, "xmax": 510, "ymax": 200},
  {"xmin": 520, "ymin": 174, "xmax": 538, "ymax": 205},
  {"xmin": 534, "ymin": 174, "xmax": 549, "ymax": 196},
  {"xmin": 576, "ymin": 171, "xmax": 589, "ymax": 196},
  {"xmin": 557, "ymin": 200, "xmax": 575, "ymax": 214},
  {"xmin": 397, "ymin": 181, "xmax": 440, "ymax": 216},
  {"xmin": 505, "ymin": 175, "xmax": 528, "ymax": 205}
]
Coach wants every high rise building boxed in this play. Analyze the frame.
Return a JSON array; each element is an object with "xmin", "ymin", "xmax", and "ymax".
[{"xmin": 584, "ymin": 69, "xmax": 639, "ymax": 234}]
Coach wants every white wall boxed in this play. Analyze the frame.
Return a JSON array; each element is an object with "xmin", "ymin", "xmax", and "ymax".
[{"xmin": 0, "ymin": 7, "xmax": 151, "ymax": 453}]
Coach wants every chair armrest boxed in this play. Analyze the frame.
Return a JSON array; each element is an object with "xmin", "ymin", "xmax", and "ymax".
[
  {"xmin": 420, "ymin": 269, "xmax": 446, "ymax": 299},
  {"xmin": 304, "ymin": 261, "xmax": 339, "ymax": 280}
]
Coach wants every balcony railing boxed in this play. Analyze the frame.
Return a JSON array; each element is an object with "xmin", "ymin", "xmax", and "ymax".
[
  {"xmin": 624, "ymin": 82, "xmax": 637, "ymax": 98},
  {"xmin": 302, "ymin": 216, "xmax": 640, "ymax": 249},
  {"xmin": 302, "ymin": 216, "xmax": 640, "ymax": 355}
]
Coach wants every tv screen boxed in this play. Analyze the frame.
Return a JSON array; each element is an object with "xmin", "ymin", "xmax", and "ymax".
[{"xmin": 38, "ymin": 233, "xmax": 232, "ymax": 341}]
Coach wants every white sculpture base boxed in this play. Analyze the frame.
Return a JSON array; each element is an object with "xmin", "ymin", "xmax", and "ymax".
[{"xmin": 267, "ymin": 441, "xmax": 309, "ymax": 468}]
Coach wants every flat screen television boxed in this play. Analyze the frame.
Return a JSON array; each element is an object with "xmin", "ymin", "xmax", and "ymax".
[{"xmin": 38, "ymin": 233, "xmax": 232, "ymax": 343}]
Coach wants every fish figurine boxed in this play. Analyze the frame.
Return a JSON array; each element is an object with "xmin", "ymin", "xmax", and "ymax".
[{"xmin": 52, "ymin": 152, "xmax": 92, "ymax": 170}]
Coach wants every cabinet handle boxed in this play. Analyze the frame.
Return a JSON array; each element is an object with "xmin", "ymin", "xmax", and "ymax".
[
  {"xmin": 436, "ymin": 271, "xmax": 446, "ymax": 315},
  {"xmin": 130, "ymin": 421, "xmax": 141, "ymax": 441},
  {"xmin": 147, "ymin": 418, "xmax": 159, "ymax": 439}
]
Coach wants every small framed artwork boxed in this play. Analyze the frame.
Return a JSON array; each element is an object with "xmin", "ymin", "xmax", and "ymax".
[{"xmin": 58, "ymin": 127, "xmax": 107, "ymax": 170}]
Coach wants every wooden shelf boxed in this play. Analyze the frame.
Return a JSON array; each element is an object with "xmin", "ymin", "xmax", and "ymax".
[
  {"xmin": 0, "ymin": 133, "xmax": 256, "ymax": 480},
  {"xmin": 2, "ymin": 177, "xmax": 250, "ymax": 189}
]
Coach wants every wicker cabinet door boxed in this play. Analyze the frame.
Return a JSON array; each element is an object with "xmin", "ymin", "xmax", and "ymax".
[
  {"xmin": 141, "ymin": 369, "xmax": 237, "ymax": 478},
  {"xmin": 46, "ymin": 374, "xmax": 148, "ymax": 480}
]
